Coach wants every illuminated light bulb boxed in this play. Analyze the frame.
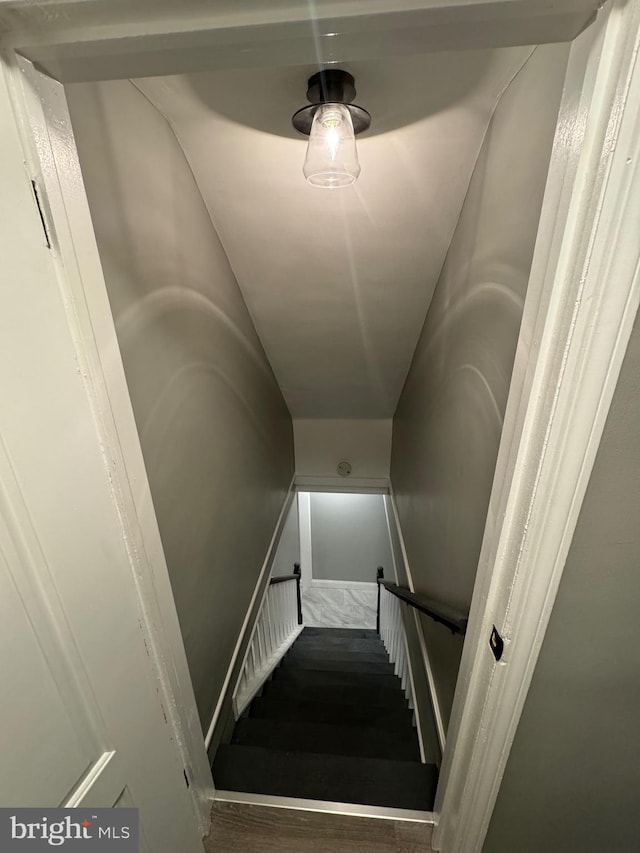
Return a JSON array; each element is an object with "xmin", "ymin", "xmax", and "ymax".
[{"xmin": 303, "ymin": 103, "xmax": 361, "ymax": 189}]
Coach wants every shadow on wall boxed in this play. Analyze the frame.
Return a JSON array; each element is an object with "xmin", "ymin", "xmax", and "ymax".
[
  {"xmin": 390, "ymin": 43, "xmax": 570, "ymax": 616},
  {"xmin": 66, "ymin": 78, "xmax": 294, "ymax": 733},
  {"xmin": 181, "ymin": 49, "xmax": 512, "ymax": 139}
]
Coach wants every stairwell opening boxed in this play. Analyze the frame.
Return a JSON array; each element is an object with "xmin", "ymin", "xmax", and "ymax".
[{"xmin": 296, "ymin": 492, "xmax": 390, "ymax": 631}]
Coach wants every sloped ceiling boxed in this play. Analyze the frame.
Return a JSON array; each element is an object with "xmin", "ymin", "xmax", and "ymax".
[{"xmin": 136, "ymin": 46, "xmax": 533, "ymax": 417}]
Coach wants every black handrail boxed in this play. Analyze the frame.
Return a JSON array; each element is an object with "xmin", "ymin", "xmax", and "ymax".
[
  {"xmin": 270, "ymin": 563, "xmax": 303, "ymax": 625},
  {"xmin": 376, "ymin": 567, "xmax": 467, "ymax": 636}
]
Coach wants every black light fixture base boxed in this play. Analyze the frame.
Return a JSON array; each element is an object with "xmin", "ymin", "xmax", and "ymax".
[
  {"xmin": 292, "ymin": 68, "xmax": 371, "ymax": 136},
  {"xmin": 292, "ymin": 103, "xmax": 371, "ymax": 136}
]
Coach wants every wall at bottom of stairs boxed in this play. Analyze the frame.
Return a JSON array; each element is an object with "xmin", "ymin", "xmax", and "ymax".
[{"xmin": 302, "ymin": 580, "xmax": 377, "ymax": 630}]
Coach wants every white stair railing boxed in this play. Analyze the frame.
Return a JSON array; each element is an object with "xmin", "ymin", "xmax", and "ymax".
[
  {"xmin": 232, "ymin": 567, "xmax": 303, "ymax": 718},
  {"xmin": 378, "ymin": 583, "xmax": 416, "ymax": 714},
  {"xmin": 376, "ymin": 567, "xmax": 468, "ymax": 764}
]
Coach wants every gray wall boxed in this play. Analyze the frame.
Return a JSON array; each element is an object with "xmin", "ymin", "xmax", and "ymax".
[
  {"xmin": 310, "ymin": 493, "xmax": 392, "ymax": 583},
  {"xmin": 483, "ymin": 311, "xmax": 640, "ymax": 853},
  {"xmin": 390, "ymin": 43, "xmax": 569, "ymax": 615},
  {"xmin": 272, "ymin": 495, "xmax": 300, "ymax": 576},
  {"xmin": 67, "ymin": 80, "xmax": 294, "ymax": 731}
]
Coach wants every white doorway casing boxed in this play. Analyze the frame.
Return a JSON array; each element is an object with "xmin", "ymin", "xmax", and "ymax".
[{"xmin": 433, "ymin": 1, "xmax": 640, "ymax": 848}]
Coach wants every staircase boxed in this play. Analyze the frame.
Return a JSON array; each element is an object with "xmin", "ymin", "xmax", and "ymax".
[{"xmin": 213, "ymin": 626, "xmax": 438, "ymax": 812}]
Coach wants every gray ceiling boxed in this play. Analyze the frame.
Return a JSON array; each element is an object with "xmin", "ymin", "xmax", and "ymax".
[{"xmin": 137, "ymin": 46, "xmax": 533, "ymax": 418}]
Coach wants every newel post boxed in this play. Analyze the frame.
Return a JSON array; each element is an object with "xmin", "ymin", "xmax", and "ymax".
[
  {"xmin": 293, "ymin": 563, "xmax": 303, "ymax": 625},
  {"xmin": 376, "ymin": 566, "xmax": 384, "ymax": 634}
]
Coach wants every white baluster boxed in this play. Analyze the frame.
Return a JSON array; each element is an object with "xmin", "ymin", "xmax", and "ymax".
[
  {"xmin": 248, "ymin": 644, "xmax": 255, "ymax": 681},
  {"xmin": 256, "ymin": 617, "xmax": 264, "ymax": 670},
  {"xmin": 265, "ymin": 587, "xmax": 276, "ymax": 657},
  {"xmin": 289, "ymin": 581, "xmax": 296, "ymax": 634},
  {"xmin": 261, "ymin": 616, "xmax": 269, "ymax": 667},
  {"xmin": 276, "ymin": 585, "xmax": 284, "ymax": 647},
  {"xmin": 284, "ymin": 583, "xmax": 291, "ymax": 637},
  {"xmin": 267, "ymin": 588, "xmax": 277, "ymax": 653},
  {"xmin": 381, "ymin": 590, "xmax": 387, "ymax": 649}
]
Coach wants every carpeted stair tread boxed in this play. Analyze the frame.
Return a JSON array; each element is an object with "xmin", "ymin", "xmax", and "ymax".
[
  {"xmin": 231, "ymin": 717, "xmax": 421, "ymax": 762},
  {"xmin": 250, "ymin": 694, "xmax": 414, "ymax": 727},
  {"xmin": 289, "ymin": 647, "xmax": 389, "ymax": 661},
  {"xmin": 293, "ymin": 636, "xmax": 387, "ymax": 653},
  {"xmin": 278, "ymin": 657, "xmax": 395, "ymax": 675},
  {"xmin": 286, "ymin": 648, "xmax": 389, "ymax": 664},
  {"xmin": 215, "ymin": 622, "xmax": 438, "ymax": 811},
  {"xmin": 273, "ymin": 667, "xmax": 401, "ymax": 692},
  {"xmin": 301, "ymin": 627, "xmax": 378, "ymax": 639},
  {"xmin": 263, "ymin": 679, "xmax": 409, "ymax": 708},
  {"xmin": 213, "ymin": 744, "xmax": 437, "ymax": 810}
]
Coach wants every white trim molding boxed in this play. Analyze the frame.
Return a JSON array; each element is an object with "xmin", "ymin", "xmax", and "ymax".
[
  {"xmin": 213, "ymin": 790, "xmax": 435, "ymax": 825},
  {"xmin": 294, "ymin": 475, "xmax": 390, "ymax": 494},
  {"xmin": 434, "ymin": 2, "xmax": 640, "ymax": 849},
  {"xmin": 5, "ymin": 1, "xmax": 600, "ymax": 83}
]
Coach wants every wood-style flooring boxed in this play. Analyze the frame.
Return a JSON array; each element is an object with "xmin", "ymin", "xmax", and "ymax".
[{"xmin": 204, "ymin": 802, "xmax": 433, "ymax": 853}]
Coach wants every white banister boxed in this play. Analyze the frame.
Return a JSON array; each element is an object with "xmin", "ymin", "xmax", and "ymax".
[
  {"xmin": 378, "ymin": 585, "xmax": 421, "ymax": 746},
  {"xmin": 232, "ymin": 575, "xmax": 303, "ymax": 719}
]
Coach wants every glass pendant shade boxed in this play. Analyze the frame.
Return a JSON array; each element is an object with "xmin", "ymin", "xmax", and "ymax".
[{"xmin": 303, "ymin": 103, "xmax": 361, "ymax": 188}]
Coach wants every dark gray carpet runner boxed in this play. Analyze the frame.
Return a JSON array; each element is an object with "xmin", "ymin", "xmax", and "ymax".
[{"xmin": 213, "ymin": 627, "xmax": 438, "ymax": 811}]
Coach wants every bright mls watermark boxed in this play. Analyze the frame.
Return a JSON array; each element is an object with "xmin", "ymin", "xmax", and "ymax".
[{"xmin": 0, "ymin": 809, "xmax": 138, "ymax": 851}]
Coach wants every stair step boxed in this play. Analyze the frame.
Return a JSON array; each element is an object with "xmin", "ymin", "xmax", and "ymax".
[
  {"xmin": 292, "ymin": 642, "xmax": 387, "ymax": 658},
  {"xmin": 231, "ymin": 718, "xmax": 421, "ymax": 762},
  {"xmin": 295, "ymin": 635, "xmax": 386, "ymax": 651},
  {"xmin": 263, "ymin": 679, "xmax": 407, "ymax": 708},
  {"xmin": 286, "ymin": 648, "xmax": 389, "ymax": 665},
  {"xmin": 212, "ymin": 744, "xmax": 438, "ymax": 810},
  {"xmin": 250, "ymin": 695, "xmax": 413, "ymax": 728},
  {"xmin": 278, "ymin": 657, "xmax": 395, "ymax": 676},
  {"xmin": 273, "ymin": 667, "xmax": 401, "ymax": 693},
  {"xmin": 302, "ymin": 627, "xmax": 379, "ymax": 639}
]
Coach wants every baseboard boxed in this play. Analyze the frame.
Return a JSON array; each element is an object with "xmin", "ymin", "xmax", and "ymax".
[
  {"xmin": 309, "ymin": 579, "xmax": 377, "ymax": 590},
  {"xmin": 294, "ymin": 475, "xmax": 390, "ymax": 493},
  {"xmin": 214, "ymin": 790, "xmax": 435, "ymax": 824}
]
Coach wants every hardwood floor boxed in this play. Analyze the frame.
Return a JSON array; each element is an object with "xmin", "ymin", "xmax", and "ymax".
[{"xmin": 204, "ymin": 802, "xmax": 433, "ymax": 853}]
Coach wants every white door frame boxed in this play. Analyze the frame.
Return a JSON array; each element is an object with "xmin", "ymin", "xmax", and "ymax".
[
  {"xmin": 2, "ymin": 1, "xmax": 639, "ymax": 850},
  {"xmin": 433, "ymin": 1, "xmax": 640, "ymax": 848}
]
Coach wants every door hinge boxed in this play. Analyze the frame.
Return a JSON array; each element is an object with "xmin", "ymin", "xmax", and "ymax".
[{"xmin": 31, "ymin": 179, "xmax": 51, "ymax": 248}]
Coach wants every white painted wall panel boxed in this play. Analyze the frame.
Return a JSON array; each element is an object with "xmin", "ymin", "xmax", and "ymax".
[
  {"xmin": 66, "ymin": 79, "xmax": 294, "ymax": 730},
  {"xmin": 302, "ymin": 582, "xmax": 378, "ymax": 630}
]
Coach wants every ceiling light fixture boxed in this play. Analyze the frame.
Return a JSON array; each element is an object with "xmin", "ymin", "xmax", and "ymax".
[{"xmin": 292, "ymin": 69, "xmax": 371, "ymax": 189}]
